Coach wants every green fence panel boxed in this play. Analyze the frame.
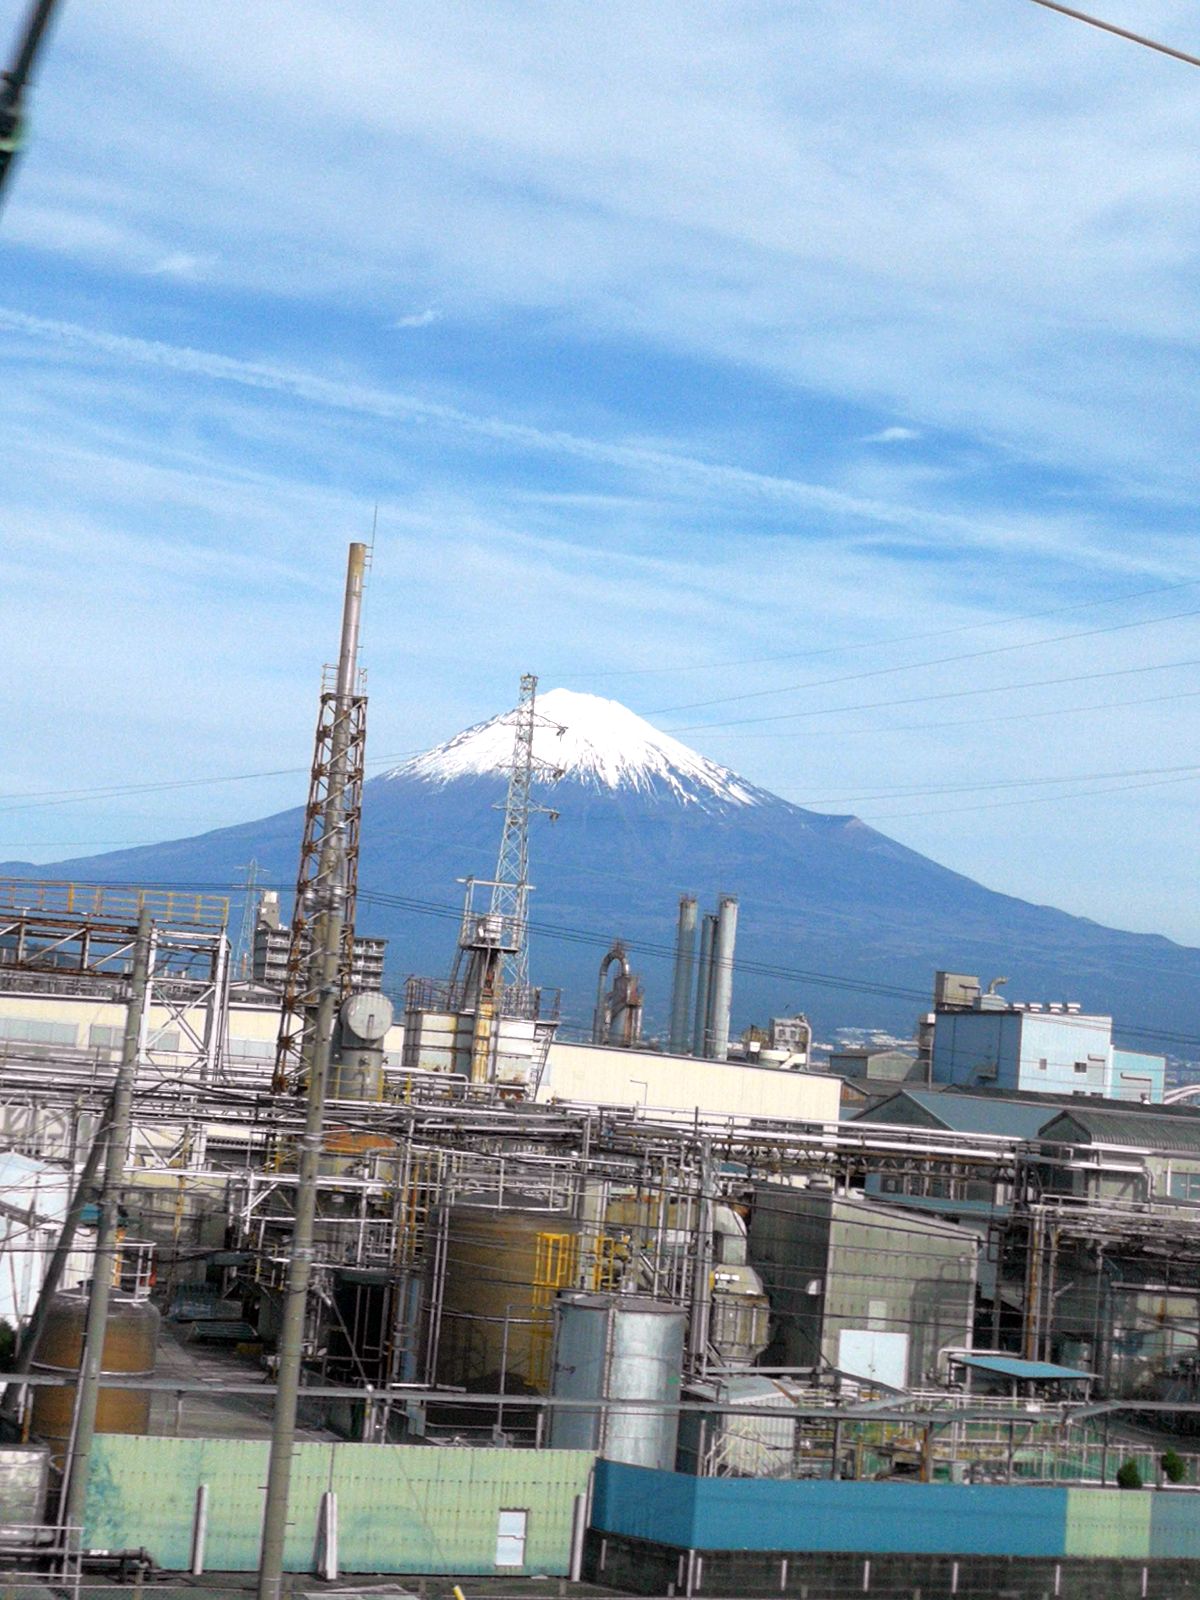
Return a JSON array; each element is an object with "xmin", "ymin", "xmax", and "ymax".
[
  {"xmin": 84, "ymin": 1435, "xmax": 593, "ymax": 1574},
  {"xmin": 330, "ymin": 1444, "xmax": 592, "ymax": 1574},
  {"xmin": 1065, "ymin": 1487, "xmax": 1152, "ymax": 1557}
]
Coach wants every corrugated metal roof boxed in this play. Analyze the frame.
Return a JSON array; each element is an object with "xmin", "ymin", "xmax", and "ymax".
[
  {"xmin": 955, "ymin": 1354, "xmax": 1091, "ymax": 1382},
  {"xmin": 1038, "ymin": 1108, "xmax": 1200, "ymax": 1152},
  {"xmin": 855, "ymin": 1089, "xmax": 1056, "ymax": 1139}
]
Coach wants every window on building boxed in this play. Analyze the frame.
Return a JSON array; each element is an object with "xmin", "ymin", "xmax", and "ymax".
[
  {"xmin": 1037, "ymin": 1057, "xmax": 1048, "ymax": 1071},
  {"xmin": 0, "ymin": 1016, "xmax": 78, "ymax": 1045},
  {"xmin": 228, "ymin": 1039, "xmax": 275, "ymax": 1060},
  {"xmin": 1074, "ymin": 1061, "xmax": 1089, "ymax": 1073},
  {"xmin": 88, "ymin": 1024, "xmax": 123, "ymax": 1050},
  {"xmin": 1169, "ymin": 1171, "xmax": 1200, "ymax": 1202},
  {"xmin": 495, "ymin": 1509, "xmax": 528, "ymax": 1568},
  {"xmin": 146, "ymin": 1030, "xmax": 181, "ymax": 1054}
]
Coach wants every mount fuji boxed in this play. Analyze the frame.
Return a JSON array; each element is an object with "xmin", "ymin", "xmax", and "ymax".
[{"xmin": 8, "ymin": 687, "xmax": 1200, "ymax": 1048}]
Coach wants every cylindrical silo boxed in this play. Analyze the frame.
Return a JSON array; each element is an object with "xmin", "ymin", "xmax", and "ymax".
[
  {"xmin": 549, "ymin": 1292, "xmax": 685, "ymax": 1469},
  {"xmin": 668, "ymin": 896, "xmax": 697, "ymax": 1055},
  {"xmin": 31, "ymin": 1293, "xmax": 159, "ymax": 1466},
  {"xmin": 708, "ymin": 895, "xmax": 738, "ymax": 1061},
  {"xmin": 691, "ymin": 914, "xmax": 716, "ymax": 1057},
  {"xmin": 430, "ymin": 1196, "xmax": 580, "ymax": 1393}
]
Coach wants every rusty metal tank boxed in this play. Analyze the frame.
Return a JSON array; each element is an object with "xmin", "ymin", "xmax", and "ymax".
[
  {"xmin": 430, "ymin": 1195, "xmax": 580, "ymax": 1394},
  {"xmin": 31, "ymin": 1292, "xmax": 159, "ymax": 1463}
]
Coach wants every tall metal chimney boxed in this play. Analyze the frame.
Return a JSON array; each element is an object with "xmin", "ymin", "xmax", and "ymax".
[
  {"xmin": 708, "ymin": 895, "xmax": 739, "ymax": 1061},
  {"xmin": 668, "ymin": 894, "xmax": 697, "ymax": 1054},
  {"xmin": 692, "ymin": 913, "xmax": 717, "ymax": 1057}
]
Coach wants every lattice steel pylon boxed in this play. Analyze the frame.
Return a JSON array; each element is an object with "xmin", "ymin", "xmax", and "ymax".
[
  {"xmin": 271, "ymin": 545, "xmax": 369, "ymax": 1093},
  {"xmin": 489, "ymin": 672, "xmax": 563, "ymax": 990}
]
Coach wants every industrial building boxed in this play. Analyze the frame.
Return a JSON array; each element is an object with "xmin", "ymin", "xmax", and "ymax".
[{"xmin": 926, "ymin": 970, "xmax": 1165, "ymax": 1102}]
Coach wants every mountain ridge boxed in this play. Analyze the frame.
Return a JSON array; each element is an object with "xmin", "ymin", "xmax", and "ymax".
[{"xmin": 4, "ymin": 688, "xmax": 1198, "ymax": 1049}]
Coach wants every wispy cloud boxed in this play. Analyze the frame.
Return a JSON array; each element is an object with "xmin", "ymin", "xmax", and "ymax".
[
  {"xmin": 392, "ymin": 308, "xmax": 439, "ymax": 329},
  {"xmin": 0, "ymin": 306, "xmax": 1177, "ymax": 580},
  {"xmin": 147, "ymin": 251, "xmax": 218, "ymax": 281},
  {"xmin": 863, "ymin": 426, "xmax": 921, "ymax": 444}
]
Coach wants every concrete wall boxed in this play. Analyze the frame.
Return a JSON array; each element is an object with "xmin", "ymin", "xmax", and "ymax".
[
  {"xmin": 84, "ymin": 1435, "xmax": 594, "ymax": 1574},
  {"xmin": 590, "ymin": 1460, "xmax": 1200, "ymax": 1559},
  {"xmin": 541, "ymin": 1041, "xmax": 841, "ymax": 1122}
]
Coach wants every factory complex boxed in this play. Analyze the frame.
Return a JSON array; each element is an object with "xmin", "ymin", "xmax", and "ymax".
[{"xmin": 4, "ymin": 546, "xmax": 1200, "ymax": 1600}]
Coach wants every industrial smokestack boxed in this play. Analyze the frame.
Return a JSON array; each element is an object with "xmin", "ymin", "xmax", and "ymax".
[
  {"xmin": 668, "ymin": 895, "xmax": 697, "ymax": 1054},
  {"xmin": 692, "ymin": 913, "xmax": 717, "ymax": 1057},
  {"xmin": 708, "ymin": 895, "xmax": 739, "ymax": 1061}
]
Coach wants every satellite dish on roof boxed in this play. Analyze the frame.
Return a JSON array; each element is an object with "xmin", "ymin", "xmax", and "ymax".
[{"xmin": 340, "ymin": 991, "xmax": 393, "ymax": 1042}]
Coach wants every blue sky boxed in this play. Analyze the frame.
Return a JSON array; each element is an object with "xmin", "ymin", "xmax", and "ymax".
[{"xmin": 3, "ymin": 0, "xmax": 1200, "ymax": 944}]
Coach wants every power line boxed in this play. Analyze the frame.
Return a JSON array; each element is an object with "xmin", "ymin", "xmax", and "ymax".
[
  {"xmin": 648, "ymin": 604, "xmax": 1200, "ymax": 719},
  {"xmin": 0, "ymin": 747, "xmax": 426, "ymax": 816},
  {"xmin": 783, "ymin": 760, "xmax": 1200, "ymax": 808},
  {"xmin": 709, "ymin": 683, "xmax": 1200, "ymax": 741},
  {"xmin": 1028, "ymin": 0, "xmax": 1200, "ymax": 70},
  {"xmin": 666, "ymin": 653, "xmax": 1200, "ymax": 733},
  {"xmin": 866, "ymin": 766, "xmax": 1200, "ymax": 821},
  {"xmin": 558, "ymin": 574, "xmax": 1200, "ymax": 681}
]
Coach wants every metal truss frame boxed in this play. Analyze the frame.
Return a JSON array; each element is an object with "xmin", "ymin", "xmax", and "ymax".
[{"xmin": 272, "ymin": 672, "xmax": 367, "ymax": 1093}]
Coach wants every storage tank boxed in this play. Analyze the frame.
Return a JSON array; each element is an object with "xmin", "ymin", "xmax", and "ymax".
[
  {"xmin": 431, "ymin": 1197, "xmax": 580, "ymax": 1393},
  {"xmin": 548, "ymin": 1292, "xmax": 685, "ymax": 1469},
  {"xmin": 30, "ymin": 1293, "xmax": 159, "ymax": 1464}
]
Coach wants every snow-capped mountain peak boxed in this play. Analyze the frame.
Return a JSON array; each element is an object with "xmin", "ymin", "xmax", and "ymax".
[{"xmin": 385, "ymin": 688, "xmax": 763, "ymax": 808}]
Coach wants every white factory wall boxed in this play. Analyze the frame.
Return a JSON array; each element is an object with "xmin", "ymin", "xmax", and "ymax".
[
  {"xmin": 540, "ymin": 1041, "xmax": 842, "ymax": 1122},
  {"xmin": 0, "ymin": 993, "xmax": 404, "ymax": 1070}
]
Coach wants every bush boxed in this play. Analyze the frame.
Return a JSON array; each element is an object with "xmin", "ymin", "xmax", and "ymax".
[
  {"xmin": 1162, "ymin": 1449, "xmax": 1187, "ymax": 1485},
  {"xmin": 1116, "ymin": 1459, "xmax": 1144, "ymax": 1490}
]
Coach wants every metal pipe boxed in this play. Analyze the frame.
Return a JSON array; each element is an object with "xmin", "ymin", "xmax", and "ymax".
[
  {"xmin": 61, "ymin": 904, "xmax": 153, "ymax": 1535},
  {"xmin": 691, "ymin": 915, "xmax": 716, "ymax": 1058},
  {"xmin": 708, "ymin": 896, "xmax": 738, "ymax": 1061},
  {"xmin": 189, "ymin": 1484, "xmax": 209, "ymax": 1576},
  {"xmin": 258, "ymin": 543, "xmax": 365, "ymax": 1600},
  {"xmin": 668, "ymin": 896, "xmax": 697, "ymax": 1055}
]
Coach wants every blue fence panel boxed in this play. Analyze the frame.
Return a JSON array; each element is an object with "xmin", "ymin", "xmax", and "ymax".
[
  {"xmin": 591, "ymin": 1461, "xmax": 699, "ymax": 1548},
  {"xmin": 591, "ymin": 1466, "xmax": 1072, "ymax": 1558}
]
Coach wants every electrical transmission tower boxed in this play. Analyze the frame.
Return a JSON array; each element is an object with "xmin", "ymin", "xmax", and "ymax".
[{"xmin": 490, "ymin": 672, "xmax": 563, "ymax": 990}]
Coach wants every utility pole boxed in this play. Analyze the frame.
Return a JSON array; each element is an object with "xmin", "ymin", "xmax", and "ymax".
[
  {"xmin": 0, "ymin": 0, "xmax": 64, "ymax": 210},
  {"xmin": 60, "ymin": 904, "xmax": 152, "ymax": 1536},
  {"xmin": 257, "ymin": 544, "xmax": 366, "ymax": 1600}
]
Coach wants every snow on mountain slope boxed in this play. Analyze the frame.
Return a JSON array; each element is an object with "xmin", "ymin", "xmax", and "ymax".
[{"xmin": 385, "ymin": 687, "xmax": 765, "ymax": 809}]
